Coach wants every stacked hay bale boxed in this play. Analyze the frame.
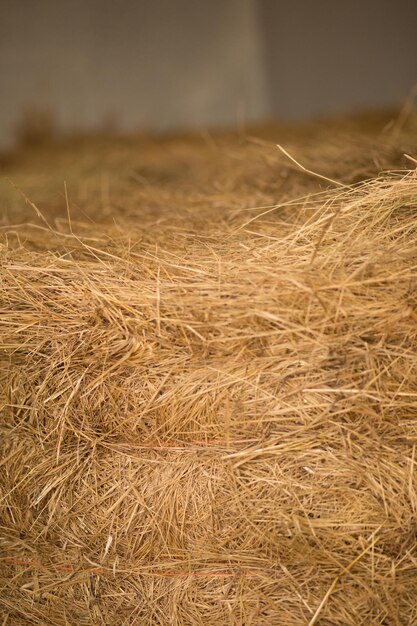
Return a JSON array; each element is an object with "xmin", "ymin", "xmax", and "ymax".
[{"xmin": 1, "ymin": 112, "xmax": 417, "ymax": 624}]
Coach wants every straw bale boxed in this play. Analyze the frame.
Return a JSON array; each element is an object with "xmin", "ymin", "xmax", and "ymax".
[{"xmin": 1, "ymin": 110, "xmax": 417, "ymax": 625}]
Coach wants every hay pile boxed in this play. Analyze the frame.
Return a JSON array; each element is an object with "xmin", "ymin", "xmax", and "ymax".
[{"xmin": 1, "ymin": 111, "xmax": 417, "ymax": 625}]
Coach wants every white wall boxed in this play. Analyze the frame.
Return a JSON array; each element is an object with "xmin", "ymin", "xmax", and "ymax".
[
  {"xmin": 0, "ymin": 0, "xmax": 416, "ymax": 148},
  {"xmin": 0, "ymin": 0, "xmax": 269, "ymax": 147}
]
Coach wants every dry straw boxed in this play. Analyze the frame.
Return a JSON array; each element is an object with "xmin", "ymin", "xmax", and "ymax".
[{"xmin": 1, "ymin": 111, "xmax": 417, "ymax": 624}]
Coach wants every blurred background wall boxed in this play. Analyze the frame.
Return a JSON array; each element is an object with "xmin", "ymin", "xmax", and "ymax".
[
  {"xmin": 258, "ymin": 0, "xmax": 417, "ymax": 119},
  {"xmin": 0, "ymin": 0, "xmax": 416, "ymax": 148}
]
